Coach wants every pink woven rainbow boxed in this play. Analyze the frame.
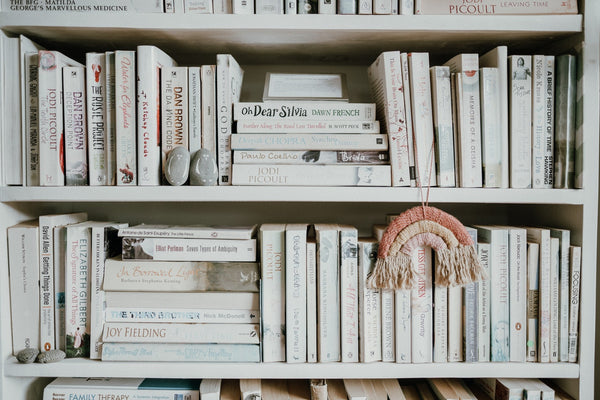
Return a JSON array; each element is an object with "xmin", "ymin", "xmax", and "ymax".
[{"xmin": 366, "ymin": 206, "xmax": 485, "ymax": 290}]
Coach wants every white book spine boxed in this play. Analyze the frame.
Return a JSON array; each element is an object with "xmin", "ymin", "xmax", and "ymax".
[
  {"xmin": 358, "ymin": 240, "xmax": 382, "ymax": 363},
  {"xmin": 430, "ymin": 66, "xmax": 456, "ymax": 187},
  {"xmin": 233, "ymin": 150, "xmax": 389, "ymax": 165},
  {"xmin": 161, "ymin": 66, "xmax": 189, "ymax": 176},
  {"xmin": 411, "ymin": 246, "xmax": 433, "ymax": 363},
  {"xmin": 236, "ymin": 120, "xmax": 380, "ymax": 134},
  {"xmin": 285, "ymin": 0, "xmax": 296, "ymax": 13},
  {"xmin": 550, "ymin": 237, "xmax": 560, "ymax": 362},
  {"xmin": 479, "ymin": 67, "xmax": 502, "ymax": 187},
  {"xmin": 319, "ymin": 0, "xmax": 336, "ymax": 13},
  {"xmin": 234, "ymin": 0, "xmax": 256, "ymax": 12},
  {"xmin": 373, "ymin": 0, "xmax": 391, "ymax": 13},
  {"xmin": 532, "ymin": 55, "xmax": 547, "ymax": 188},
  {"xmin": 408, "ymin": 52, "xmax": 437, "ymax": 187},
  {"xmin": 105, "ymin": 51, "xmax": 117, "ymax": 185},
  {"xmin": 231, "ymin": 133, "xmax": 388, "ymax": 151},
  {"xmin": 232, "ymin": 164, "xmax": 391, "ymax": 187},
  {"xmin": 122, "ymin": 237, "xmax": 256, "ymax": 262},
  {"xmin": 54, "ymin": 226, "xmax": 67, "ymax": 350},
  {"xmin": 433, "ymin": 285, "xmax": 448, "ymax": 363},
  {"xmin": 103, "ymin": 323, "xmax": 260, "ymax": 344},
  {"xmin": 118, "ymin": 224, "xmax": 256, "ymax": 240},
  {"xmin": 234, "ymin": 102, "xmax": 376, "ymax": 121},
  {"xmin": 306, "ymin": 240, "xmax": 318, "ymax": 363},
  {"xmin": 63, "ymin": 67, "xmax": 88, "ymax": 186},
  {"xmin": 217, "ymin": 55, "xmax": 244, "ymax": 185},
  {"xmin": 358, "ymin": 0, "xmax": 372, "ymax": 13},
  {"xmin": 456, "ymin": 70, "xmax": 483, "ymax": 187},
  {"xmin": 65, "ymin": 224, "xmax": 91, "ymax": 357},
  {"xmin": 104, "ymin": 308, "xmax": 260, "ymax": 324},
  {"xmin": 316, "ymin": 225, "xmax": 340, "ymax": 362},
  {"xmin": 286, "ymin": 224, "xmax": 308, "ymax": 363},
  {"xmin": 200, "ymin": 379, "xmax": 221, "ymax": 400},
  {"xmin": 101, "ymin": 343, "xmax": 260, "ymax": 362},
  {"xmin": 185, "ymin": 0, "xmax": 213, "ymax": 12},
  {"xmin": 256, "ymin": 0, "xmax": 283, "ymax": 12},
  {"xmin": 2, "ymin": 35, "xmax": 22, "ymax": 185},
  {"xmin": 260, "ymin": 225, "xmax": 286, "ymax": 362},
  {"xmin": 477, "ymin": 242, "xmax": 491, "ymax": 362},
  {"xmin": 338, "ymin": 0, "xmax": 357, "ymax": 14},
  {"xmin": 464, "ymin": 283, "xmax": 478, "ymax": 362},
  {"xmin": 509, "ymin": 55, "xmax": 533, "ymax": 188},
  {"xmin": 399, "ymin": 0, "xmax": 412, "ymax": 13},
  {"xmin": 25, "ymin": 53, "xmax": 40, "ymax": 186},
  {"xmin": 551, "ymin": 229, "xmax": 570, "ymax": 362},
  {"xmin": 188, "ymin": 67, "xmax": 202, "ymax": 153},
  {"xmin": 213, "ymin": 0, "xmax": 233, "ymax": 13},
  {"xmin": 509, "ymin": 228, "xmax": 527, "ymax": 362},
  {"xmin": 38, "ymin": 51, "xmax": 65, "ymax": 186},
  {"xmin": 528, "ymin": 228, "xmax": 551, "ymax": 362},
  {"xmin": 8, "ymin": 223, "xmax": 40, "ymax": 355},
  {"xmin": 527, "ymin": 242, "xmax": 540, "ymax": 362},
  {"xmin": 43, "ymin": 380, "xmax": 200, "ymax": 400},
  {"xmin": 136, "ymin": 46, "xmax": 176, "ymax": 185},
  {"xmin": 201, "ymin": 65, "xmax": 217, "ymax": 160},
  {"xmin": 340, "ymin": 226, "xmax": 359, "ymax": 362},
  {"xmin": 164, "ymin": 0, "xmax": 175, "ymax": 11},
  {"xmin": 568, "ymin": 246, "xmax": 581, "ymax": 363},
  {"xmin": 115, "ymin": 51, "xmax": 137, "ymax": 185},
  {"xmin": 544, "ymin": 56, "xmax": 555, "ymax": 188},
  {"xmin": 400, "ymin": 53, "xmax": 416, "ymax": 186},
  {"xmin": 106, "ymin": 291, "xmax": 259, "ymax": 310},
  {"xmin": 86, "ymin": 53, "xmax": 107, "ymax": 186},
  {"xmin": 447, "ymin": 286, "xmax": 462, "ymax": 362},
  {"xmin": 393, "ymin": 289, "xmax": 410, "ymax": 363},
  {"xmin": 381, "ymin": 289, "xmax": 395, "ymax": 362},
  {"xmin": 367, "ymin": 51, "xmax": 411, "ymax": 186}
]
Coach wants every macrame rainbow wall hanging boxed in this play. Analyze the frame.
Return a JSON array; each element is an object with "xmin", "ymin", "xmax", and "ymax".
[{"xmin": 366, "ymin": 205, "xmax": 486, "ymax": 290}]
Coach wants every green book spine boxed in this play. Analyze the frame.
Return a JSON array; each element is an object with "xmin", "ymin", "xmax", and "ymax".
[{"xmin": 553, "ymin": 54, "xmax": 577, "ymax": 189}]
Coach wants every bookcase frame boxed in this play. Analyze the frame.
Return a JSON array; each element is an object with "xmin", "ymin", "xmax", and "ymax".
[{"xmin": 0, "ymin": 2, "xmax": 598, "ymax": 399}]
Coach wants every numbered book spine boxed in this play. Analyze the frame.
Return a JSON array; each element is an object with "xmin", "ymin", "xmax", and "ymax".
[
  {"xmin": 260, "ymin": 224, "xmax": 286, "ymax": 362},
  {"xmin": 508, "ymin": 227, "xmax": 526, "ymax": 362},
  {"xmin": 236, "ymin": 119, "xmax": 380, "ymax": 133},
  {"xmin": 368, "ymin": 51, "xmax": 411, "ymax": 186},
  {"xmin": 115, "ymin": 50, "xmax": 137, "ymax": 185},
  {"xmin": 411, "ymin": 246, "xmax": 433, "ymax": 363},
  {"xmin": 508, "ymin": 55, "xmax": 532, "ymax": 188},
  {"xmin": 358, "ymin": 239, "xmax": 382, "ymax": 363},
  {"xmin": 408, "ymin": 52, "xmax": 437, "ymax": 187},
  {"xmin": 381, "ymin": 289, "xmax": 395, "ymax": 362},
  {"xmin": 25, "ymin": 53, "xmax": 40, "ymax": 186},
  {"xmin": 285, "ymin": 224, "xmax": 308, "ymax": 363},
  {"xmin": 477, "ymin": 242, "xmax": 491, "ymax": 362},
  {"xmin": 217, "ymin": 54, "xmax": 244, "ymax": 185},
  {"xmin": 136, "ymin": 46, "xmax": 176, "ymax": 185},
  {"xmin": 430, "ymin": 66, "xmax": 456, "ymax": 187},
  {"xmin": 544, "ymin": 56, "xmax": 555, "ymax": 188},
  {"xmin": 339, "ymin": 225, "xmax": 359, "ymax": 362},
  {"xmin": 65, "ymin": 224, "xmax": 91, "ymax": 358},
  {"xmin": 447, "ymin": 286, "xmax": 462, "ymax": 362},
  {"xmin": 550, "ymin": 237, "xmax": 560, "ymax": 362},
  {"xmin": 232, "ymin": 164, "xmax": 391, "ymax": 186},
  {"xmin": 201, "ymin": 65, "xmax": 217, "ymax": 160},
  {"xmin": 315, "ymin": 224, "xmax": 340, "ymax": 362},
  {"xmin": 527, "ymin": 242, "xmax": 540, "ymax": 362},
  {"xmin": 104, "ymin": 308, "xmax": 260, "ymax": 324},
  {"xmin": 161, "ymin": 66, "xmax": 189, "ymax": 176},
  {"xmin": 306, "ymin": 239, "xmax": 318, "ymax": 362},
  {"xmin": 188, "ymin": 67, "xmax": 202, "ymax": 154},
  {"xmin": 479, "ymin": 67, "xmax": 502, "ymax": 187},
  {"xmin": 550, "ymin": 228, "xmax": 570, "ymax": 362},
  {"xmin": 102, "ymin": 323, "xmax": 260, "ymax": 344},
  {"xmin": 553, "ymin": 54, "xmax": 576, "ymax": 189},
  {"xmin": 400, "ymin": 53, "xmax": 416, "ymax": 186},
  {"xmin": 433, "ymin": 284, "xmax": 448, "ymax": 363},
  {"xmin": 234, "ymin": 102, "xmax": 376, "ymax": 121},
  {"xmin": 233, "ymin": 150, "xmax": 389, "ymax": 165},
  {"xmin": 231, "ymin": 133, "xmax": 388, "ymax": 151},
  {"xmin": 8, "ymin": 221, "xmax": 40, "ymax": 355},
  {"xmin": 101, "ymin": 343, "xmax": 261, "ymax": 362},
  {"xmin": 532, "ymin": 55, "xmax": 547, "ymax": 188},
  {"xmin": 105, "ymin": 51, "xmax": 117, "ymax": 185},
  {"xmin": 568, "ymin": 246, "xmax": 581, "ymax": 362},
  {"xmin": 63, "ymin": 66, "xmax": 88, "ymax": 186},
  {"xmin": 86, "ymin": 53, "xmax": 107, "ymax": 186}
]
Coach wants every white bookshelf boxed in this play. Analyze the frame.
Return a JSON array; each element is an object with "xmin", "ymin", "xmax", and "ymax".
[{"xmin": 0, "ymin": 3, "xmax": 598, "ymax": 399}]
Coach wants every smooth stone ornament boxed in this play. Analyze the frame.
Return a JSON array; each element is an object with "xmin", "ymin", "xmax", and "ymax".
[
  {"xmin": 190, "ymin": 149, "xmax": 218, "ymax": 186},
  {"xmin": 16, "ymin": 348, "xmax": 39, "ymax": 364},
  {"xmin": 165, "ymin": 146, "xmax": 190, "ymax": 186},
  {"xmin": 37, "ymin": 349, "xmax": 66, "ymax": 363}
]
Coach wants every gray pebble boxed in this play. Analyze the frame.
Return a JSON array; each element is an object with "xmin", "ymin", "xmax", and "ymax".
[
  {"xmin": 16, "ymin": 348, "xmax": 39, "ymax": 364},
  {"xmin": 190, "ymin": 149, "xmax": 218, "ymax": 186},
  {"xmin": 37, "ymin": 349, "xmax": 66, "ymax": 363},
  {"xmin": 165, "ymin": 147, "xmax": 190, "ymax": 186}
]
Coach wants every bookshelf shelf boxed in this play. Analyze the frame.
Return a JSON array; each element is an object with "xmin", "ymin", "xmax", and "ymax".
[
  {"xmin": 0, "ymin": 186, "xmax": 586, "ymax": 205},
  {"xmin": 3, "ymin": 357, "xmax": 580, "ymax": 379}
]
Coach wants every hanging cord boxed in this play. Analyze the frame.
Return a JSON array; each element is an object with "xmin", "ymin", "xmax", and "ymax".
[{"xmin": 411, "ymin": 121, "xmax": 436, "ymax": 219}]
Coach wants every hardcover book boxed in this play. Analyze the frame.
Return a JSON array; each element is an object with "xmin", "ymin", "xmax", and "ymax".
[
  {"xmin": 63, "ymin": 66, "xmax": 88, "ymax": 186},
  {"xmin": 161, "ymin": 66, "xmax": 189, "ymax": 177},
  {"xmin": 115, "ymin": 50, "xmax": 136, "ymax": 185},
  {"xmin": 234, "ymin": 102, "xmax": 376, "ymax": 121},
  {"xmin": 235, "ymin": 119, "xmax": 380, "ymax": 133},
  {"xmin": 86, "ymin": 52, "xmax": 107, "ymax": 185}
]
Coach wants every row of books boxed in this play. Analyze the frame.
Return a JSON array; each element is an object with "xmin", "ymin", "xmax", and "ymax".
[
  {"xmin": 2, "ymin": 0, "xmax": 577, "ymax": 15},
  {"xmin": 42, "ymin": 377, "xmax": 575, "ymax": 399}
]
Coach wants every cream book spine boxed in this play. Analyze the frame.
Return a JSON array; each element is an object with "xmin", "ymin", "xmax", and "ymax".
[
  {"xmin": 507, "ymin": 227, "xmax": 527, "ymax": 362},
  {"xmin": 550, "ymin": 237, "xmax": 560, "ymax": 362},
  {"xmin": 395, "ymin": 289, "xmax": 412, "ymax": 363},
  {"xmin": 479, "ymin": 67, "xmax": 502, "ymax": 187},
  {"xmin": 358, "ymin": 238, "xmax": 382, "ymax": 363},
  {"xmin": 105, "ymin": 51, "xmax": 117, "ymax": 185},
  {"xmin": 447, "ymin": 286, "xmax": 462, "ymax": 362},
  {"xmin": 63, "ymin": 66, "xmax": 88, "ymax": 186},
  {"xmin": 161, "ymin": 66, "xmax": 189, "ymax": 177},
  {"xmin": 568, "ymin": 246, "xmax": 581, "ymax": 363},
  {"xmin": 411, "ymin": 246, "xmax": 433, "ymax": 363},
  {"xmin": 477, "ymin": 241, "xmax": 491, "ymax": 362},
  {"xmin": 543, "ymin": 56, "xmax": 555, "ymax": 188},
  {"xmin": 286, "ymin": 224, "xmax": 308, "ymax": 363},
  {"xmin": 188, "ymin": 67, "xmax": 202, "ymax": 154},
  {"xmin": 550, "ymin": 228, "xmax": 570, "ymax": 362},
  {"xmin": 86, "ymin": 52, "xmax": 107, "ymax": 186},
  {"xmin": 527, "ymin": 242, "xmax": 540, "ymax": 362},
  {"xmin": 306, "ymin": 239, "xmax": 318, "ymax": 362},
  {"xmin": 115, "ymin": 50, "xmax": 137, "ymax": 186},
  {"xmin": 201, "ymin": 65, "xmax": 217, "ymax": 160},
  {"xmin": 339, "ymin": 225, "xmax": 359, "ymax": 362},
  {"xmin": 430, "ymin": 66, "xmax": 456, "ymax": 187},
  {"xmin": 532, "ymin": 55, "xmax": 547, "ymax": 188},
  {"xmin": 433, "ymin": 283, "xmax": 448, "ymax": 363}
]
